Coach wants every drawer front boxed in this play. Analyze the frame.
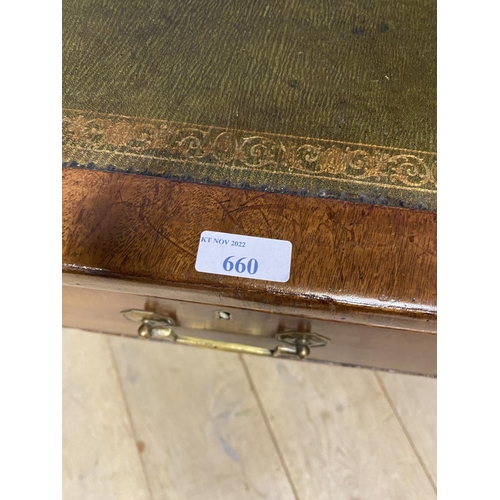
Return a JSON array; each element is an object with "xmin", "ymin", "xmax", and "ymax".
[{"xmin": 63, "ymin": 285, "xmax": 436, "ymax": 376}]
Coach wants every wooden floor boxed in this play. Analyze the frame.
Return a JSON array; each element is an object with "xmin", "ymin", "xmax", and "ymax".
[{"xmin": 63, "ymin": 329, "xmax": 436, "ymax": 499}]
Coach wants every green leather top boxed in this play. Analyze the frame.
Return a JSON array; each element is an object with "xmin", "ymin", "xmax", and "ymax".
[{"xmin": 63, "ymin": 0, "xmax": 436, "ymax": 209}]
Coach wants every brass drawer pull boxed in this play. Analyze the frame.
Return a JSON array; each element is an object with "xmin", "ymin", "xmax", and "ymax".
[{"xmin": 122, "ymin": 309, "xmax": 329, "ymax": 360}]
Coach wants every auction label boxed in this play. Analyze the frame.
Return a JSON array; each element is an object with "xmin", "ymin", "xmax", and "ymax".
[{"xmin": 195, "ymin": 231, "xmax": 292, "ymax": 282}]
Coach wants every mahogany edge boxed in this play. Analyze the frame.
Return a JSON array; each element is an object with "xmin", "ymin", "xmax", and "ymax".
[{"xmin": 62, "ymin": 167, "xmax": 437, "ymax": 331}]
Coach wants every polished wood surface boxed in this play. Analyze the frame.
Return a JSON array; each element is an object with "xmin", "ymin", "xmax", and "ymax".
[
  {"xmin": 62, "ymin": 167, "xmax": 436, "ymax": 326},
  {"xmin": 62, "ymin": 166, "xmax": 436, "ymax": 374}
]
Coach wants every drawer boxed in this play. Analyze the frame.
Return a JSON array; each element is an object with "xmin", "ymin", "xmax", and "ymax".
[{"xmin": 63, "ymin": 284, "xmax": 436, "ymax": 376}]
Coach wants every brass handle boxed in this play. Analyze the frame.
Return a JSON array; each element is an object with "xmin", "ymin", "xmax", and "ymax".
[{"xmin": 121, "ymin": 309, "xmax": 329, "ymax": 360}]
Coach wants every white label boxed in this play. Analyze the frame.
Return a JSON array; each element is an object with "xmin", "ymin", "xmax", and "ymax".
[{"xmin": 195, "ymin": 231, "xmax": 292, "ymax": 282}]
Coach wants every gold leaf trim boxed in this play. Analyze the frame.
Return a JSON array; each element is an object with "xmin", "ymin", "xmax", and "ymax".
[{"xmin": 62, "ymin": 109, "xmax": 437, "ymax": 192}]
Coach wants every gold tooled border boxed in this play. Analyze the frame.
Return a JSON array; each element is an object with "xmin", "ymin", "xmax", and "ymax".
[{"xmin": 63, "ymin": 109, "xmax": 437, "ymax": 209}]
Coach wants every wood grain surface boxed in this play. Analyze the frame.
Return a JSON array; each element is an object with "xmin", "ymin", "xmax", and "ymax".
[
  {"xmin": 62, "ymin": 167, "xmax": 436, "ymax": 326},
  {"xmin": 244, "ymin": 354, "xmax": 436, "ymax": 499},
  {"xmin": 110, "ymin": 333, "xmax": 296, "ymax": 499},
  {"xmin": 63, "ymin": 328, "xmax": 437, "ymax": 499},
  {"xmin": 378, "ymin": 371, "xmax": 437, "ymax": 486},
  {"xmin": 62, "ymin": 331, "xmax": 151, "ymax": 500}
]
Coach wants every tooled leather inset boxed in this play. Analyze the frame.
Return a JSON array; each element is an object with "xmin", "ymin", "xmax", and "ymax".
[{"xmin": 63, "ymin": 109, "xmax": 436, "ymax": 194}]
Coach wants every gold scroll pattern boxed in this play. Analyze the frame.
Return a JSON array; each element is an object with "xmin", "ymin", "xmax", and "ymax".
[{"xmin": 63, "ymin": 110, "xmax": 437, "ymax": 191}]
